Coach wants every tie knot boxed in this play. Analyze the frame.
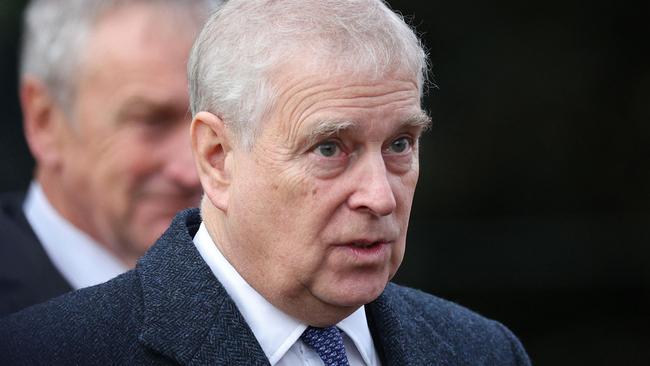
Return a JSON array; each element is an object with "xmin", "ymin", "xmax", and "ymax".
[{"xmin": 300, "ymin": 326, "xmax": 350, "ymax": 366}]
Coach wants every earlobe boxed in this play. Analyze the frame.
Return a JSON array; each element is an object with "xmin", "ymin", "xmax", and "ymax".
[
  {"xmin": 190, "ymin": 111, "xmax": 232, "ymax": 212},
  {"xmin": 20, "ymin": 77, "xmax": 67, "ymax": 169}
]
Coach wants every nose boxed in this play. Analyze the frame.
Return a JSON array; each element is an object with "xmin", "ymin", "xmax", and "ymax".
[
  {"xmin": 164, "ymin": 125, "xmax": 201, "ymax": 190},
  {"xmin": 347, "ymin": 153, "xmax": 397, "ymax": 217}
]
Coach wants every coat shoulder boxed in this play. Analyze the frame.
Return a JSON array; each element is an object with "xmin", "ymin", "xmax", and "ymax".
[
  {"xmin": 381, "ymin": 283, "xmax": 531, "ymax": 365},
  {"xmin": 0, "ymin": 269, "xmax": 159, "ymax": 365},
  {"xmin": 0, "ymin": 209, "xmax": 204, "ymax": 365}
]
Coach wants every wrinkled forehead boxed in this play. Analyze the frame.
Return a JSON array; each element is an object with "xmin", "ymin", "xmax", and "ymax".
[
  {"xmin": 267, "ymin": 50, "xmax": 421, "ymax": 109},
  {"xmin": 272, "ymin": 40, "xmax": 420, "ymax": 86},
  {"xmin": 226, "ymin": 35, "xmax": 426, "ymax": 149},
  {"xmin": 261, "ymin": 58, "xmax": 426, "ymax": 144}
]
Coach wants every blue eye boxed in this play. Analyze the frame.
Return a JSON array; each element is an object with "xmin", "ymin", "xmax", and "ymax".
[
  {"xmin": 389, "ymin": 137, "xmax": 411, "ymax": 153},
  {"xmin": 314, "ymin": 141, "xmax": 340, "ymax": 157}
]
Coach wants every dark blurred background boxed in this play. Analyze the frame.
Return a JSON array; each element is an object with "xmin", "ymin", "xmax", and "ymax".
[{"xmin": 1, "ymin": 0, "xmax": 648, "ymax": 364}]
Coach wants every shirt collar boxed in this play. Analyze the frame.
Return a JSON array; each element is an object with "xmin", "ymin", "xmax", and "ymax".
[
  {"xmin": 193, "ymin": 222, "xmax": 377, "ymax": 365},
  {"xmin": 23, "ymin": 182, "xmax": 128, "ymax": 290}
]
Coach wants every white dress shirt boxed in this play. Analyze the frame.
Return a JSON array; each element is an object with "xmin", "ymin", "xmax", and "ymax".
[
  {"xmin": 23, "ymin": 182, "xmax": 128, "ymax": 290},
  {"xmin": 193, "ymin": 223, "xmax": 382, "ymax": 366}
]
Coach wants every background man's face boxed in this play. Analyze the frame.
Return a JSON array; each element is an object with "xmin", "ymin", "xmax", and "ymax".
[
  {"xmin": 224, "ymin": 67, "xmax": 427, "ymax": 313},
  {"xmin": 54, "ymin": 5, "xmax": 201, "ymax": 263}
]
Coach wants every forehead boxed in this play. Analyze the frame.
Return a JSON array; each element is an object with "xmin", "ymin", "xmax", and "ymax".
[
  {"xmin": 80, "ymin": 4, "xmax": 197, "ymax": 76},
  {"xmin": 267, "ymin": 68, "xmax": 425, "ymax": 142},
  {"xmin": 71, "ymin": 4, "xmax": 197, "ymax": 111}
]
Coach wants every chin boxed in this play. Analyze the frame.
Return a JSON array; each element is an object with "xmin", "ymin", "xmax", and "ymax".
[{"xmin": 322, "ymin": 278, "xmax": 389, "ymax": 308}]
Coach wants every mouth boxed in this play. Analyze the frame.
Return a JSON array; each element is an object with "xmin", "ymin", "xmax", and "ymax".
[
  {"xmin": 338, "ymin": 239, "xmax": 392, "ymax": 259},
  {"xmin": 350, "ymin": 240, "xmax": 383, "ymax": 248}
]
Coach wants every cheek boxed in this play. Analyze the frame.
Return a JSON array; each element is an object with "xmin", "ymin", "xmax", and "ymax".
[
  {"xmin": 394, "ymin": 168, "xmax": 418, "ymax": 206},
  {"xmin": 266, "ymin": 160, "xmax": 319, "ymax": 211},
  {"xmin": 82, "ymin": 146, "xmax": 156, "ymax": 219},
  {"xmin": 247, "ymin": 171, "xmax": 328, "ymax": 262},
  {"xmin": 282, "ymin": 171, "xmax": 350, "ymax": 231},
  {"xmin": 280, "ymin": 173, "xmax": 314, "ymax": 203},
  {"xmin": 123, "ymin": 155, "xmax": 158, "ymax": 183},
  {"xmin": 110, "ymin": 138, "xmax": 162, "ymax": 186},
  {"xmin": 391, "ymin": 240, "xmax": 406, "ymax": 273},
  {"xmin": 392, "ymin": 172, "xmax": 416, "ymax": 273}
]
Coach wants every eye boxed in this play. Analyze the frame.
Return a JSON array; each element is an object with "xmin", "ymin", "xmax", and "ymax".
[
  {"xmin": 313, "ymin": 140, "xmax": 341, "ymax": 158},
  {"xmin": 387, "ymin": 136, "xmax": 412, "ymax": 154}
]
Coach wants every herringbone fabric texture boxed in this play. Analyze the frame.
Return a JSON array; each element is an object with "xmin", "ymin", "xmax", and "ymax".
[
  {"xmin": 0, "ymin": 209, "xmax": 532, "ymax": 365},
  {"xmin": 300, "ymin": 326, "xmax": 350, "ymax": 366}
]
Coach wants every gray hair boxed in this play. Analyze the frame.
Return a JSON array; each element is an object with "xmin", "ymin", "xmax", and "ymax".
[
  {"xmin": 188, "ymin": 0, "xmax": 429, "ymax": 148},
  {"xmin": 20, "ymin": 0, "xmax": 223, "ymax": 114}
]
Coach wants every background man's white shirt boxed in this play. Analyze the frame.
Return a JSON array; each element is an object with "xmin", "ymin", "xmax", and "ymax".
[
  {"xmin": 193, "ymin": 223, "xmax": 382, "ymax": 366},
  {"xmin": 23, "ymin": 182, "xmax": 127, "ymax": 290}
]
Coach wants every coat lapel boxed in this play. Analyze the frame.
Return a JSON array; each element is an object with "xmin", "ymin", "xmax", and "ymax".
[
  {"xmin": 136, "ymin": 209, "xmax": 455, "ymax": 365},
  {"xmin": 137, "ymin": 209, "xmax": 270, "ymax": 365},
  {"xmin": 366, "ymin": 283, "xmax": 456, "ymax": 366}
]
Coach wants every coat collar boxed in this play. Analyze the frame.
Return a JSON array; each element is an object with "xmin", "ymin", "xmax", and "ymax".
[
  {"xmin": 366, "ymin": 283, "xmax": 456, "ymax": 365},
  {"xmin": 136, "ymin": 209, "xmax": 270, "ymax": 365},
  {"xmin": 135, "ymin": 208, "xmax": 453, "ymax": 365}
]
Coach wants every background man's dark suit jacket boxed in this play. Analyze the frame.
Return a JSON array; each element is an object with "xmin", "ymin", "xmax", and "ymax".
[
  {"xmin": 0, "ymin": 209, "xmax": 531, "ymax": 365},
  {"xmin": 0, "ymin": 192, "xmax": 72, "ymax": 316}
]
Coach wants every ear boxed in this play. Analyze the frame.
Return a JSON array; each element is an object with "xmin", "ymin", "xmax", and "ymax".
[
  {"xmin": 20, "ymin": 76, "xmax": 69, "ymax": 169},
  {"xmin": 190, "ymin": 111, "xmax": 233, "ymax": 212}
]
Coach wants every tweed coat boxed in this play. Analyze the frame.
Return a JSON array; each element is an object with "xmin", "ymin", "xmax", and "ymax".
[{"xmin": 0, "ymin": 209, "xmax": 530, "ymax": 365}]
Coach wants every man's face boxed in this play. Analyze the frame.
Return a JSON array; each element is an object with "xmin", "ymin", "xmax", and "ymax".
[
  {"xmin": 223, "ymin": 68, "xmax": 428, "ymax": 316},
  {"xmin": 53, "ymin": 6, "xmax": 201, "ymax": 264}
]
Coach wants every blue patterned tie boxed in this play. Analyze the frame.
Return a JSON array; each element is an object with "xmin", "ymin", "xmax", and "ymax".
[{"xmin": 300, "ymin": 326, "xmax": 350, "ymax": 366}]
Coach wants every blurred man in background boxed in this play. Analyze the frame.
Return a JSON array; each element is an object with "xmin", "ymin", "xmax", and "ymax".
[{"xmin": 0, "ymin": 0, "xmax": 222, "ymax": 316}]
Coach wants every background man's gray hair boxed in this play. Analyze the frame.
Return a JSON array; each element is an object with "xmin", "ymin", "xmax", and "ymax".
[
  {"xmin": 20, "ymin": 0, "xmax": 223, "ymax": 114},
  {"xmin": 188, "ymin": 0, "xmax": 429, "ymax": 149}
]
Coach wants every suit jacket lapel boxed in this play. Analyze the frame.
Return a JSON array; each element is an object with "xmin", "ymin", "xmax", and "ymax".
[
  {"xmin": 137, "ymin": 209, "xmax": 270, "ymax": 365},
  {"xmin": 366, "ymin": 283, "xmax": 455, "ymax": 366}
]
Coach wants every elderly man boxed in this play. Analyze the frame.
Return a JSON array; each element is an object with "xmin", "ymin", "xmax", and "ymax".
[
  {"xmin": 0, "ymin": 0, "xmax": 531, "ymax": 364},
  {"xmin": 0, "ymin": 0, "xmax": 221, "ymax": 316}
]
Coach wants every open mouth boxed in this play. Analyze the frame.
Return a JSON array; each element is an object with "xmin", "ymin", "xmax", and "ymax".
[
  {"xmin": 351, "ymin": 241, "xmax": 382, "ymax": 249},
  {"xmin": 343, "ymin": 241, "xmax": 389, "ymax": 258}
]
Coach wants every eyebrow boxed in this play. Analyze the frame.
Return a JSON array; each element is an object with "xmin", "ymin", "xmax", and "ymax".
[
  {"xmin": 301, "ymin": 118, "xmax": 356, "ymax": 149},
  {"xmin": 300, "ymin": 110, "xmax": 432, "ymax": 149},
  {"xmin": 402, "ymin": 111, "xmax": 433, "ymax": 132}
]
